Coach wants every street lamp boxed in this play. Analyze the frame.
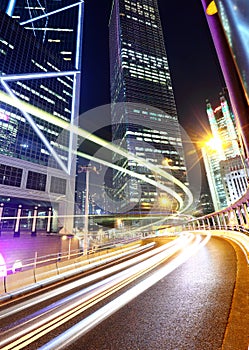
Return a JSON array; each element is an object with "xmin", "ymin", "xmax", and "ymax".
[{"xmin": 78, "ymin": 164, "xmax": 99, "ymax": 255}]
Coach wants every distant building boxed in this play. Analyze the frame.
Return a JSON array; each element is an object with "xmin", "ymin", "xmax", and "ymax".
[
  {"xmin": 202, "ymin": 93, "xmax": 246, "ymax": 210},
  {"xmin": 202, "ymin": 141, "xmax": 227, "ymax": 210},
  {"xmin": 109, "ymin": 0, "xmax": 188, "ymax": 214},
  {"xmin": 220, "ymin": 155, "xmax": 249, "ymax": 205},
  {"xmin": 0, "ymin": 2, "xmax": 84, "ymax": 235},
  {"xmin": 193, "ymin": 193, "xmax": 214, "ymax": 216}
]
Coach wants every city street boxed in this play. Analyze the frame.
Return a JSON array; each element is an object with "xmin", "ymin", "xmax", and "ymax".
[{"xmin": 1, "ymin": 235, "xmax": 248, "ymax": 350}]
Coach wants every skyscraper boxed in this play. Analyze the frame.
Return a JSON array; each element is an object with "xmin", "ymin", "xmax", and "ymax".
[
  {"xmin": 109, "ymin": 0, "xmax": 189, "ymax": 214},
  {"xmin": 202, "ymin": 93, "xmax": 245, "ymax": 210},
  {"xmin": 0, "ymin": 1, "xmax": 84, "ymax": 235},
  {"xmin": 3, "ymin": 0, "xmax": 81, "ymax": 65}
]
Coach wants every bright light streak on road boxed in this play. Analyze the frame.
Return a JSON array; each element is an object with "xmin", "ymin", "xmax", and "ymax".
[
  {"xmin": 0, "ymin": 234, "xmax": 209, "ymax": 349},
  {"xmin": 0, "ymin": 243, "xmax": 153, "ymax": 319},
  {"xmin": 40, "ymin": 234, "xmax": 210, "ymax": 350}
]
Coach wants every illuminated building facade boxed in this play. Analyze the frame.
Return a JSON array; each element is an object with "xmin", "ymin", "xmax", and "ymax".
[
  {"xmin": 202, "ymin": 94, "xmax": 245, "ymax": 210},
  {"xmin": 109, "ymin": 0, "xmax": 188, "ymax": 214},
  {"xmin": 220, "ymin": 155, "xmax": 249, "ymax": 205},
  {"xmin": 2, "ymin": 0, "xmax": 80, "ymax": 65},
  {"xmin": 193, "ymin": 193, "xmax": 214, "ymax": 216},
  {"xmin": 0, "ymin": 1, "xmax": 84, "ymax": 235},
  {"xmin": 202, "ymin": 142, "xmax": 227, "ymax": 211}
]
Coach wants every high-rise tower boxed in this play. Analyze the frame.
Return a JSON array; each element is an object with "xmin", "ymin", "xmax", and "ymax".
[
  {"xmin": 201, "ymin": 93, "xmax": 246, "ymax": 210},
  {"xmin": 109, "ymin": 0, "xmax": 189, "ymax": 214},
  {"xmin": 3, "ymin": 0, "xmax": 80, "ymax": 65},
  {"xmin": 0, "ymin": 1, "xmax": 84, "ymax": 235}
]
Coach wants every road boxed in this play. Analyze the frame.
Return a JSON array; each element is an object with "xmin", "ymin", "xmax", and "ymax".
[
  {"xmin": 0, "ymin": 234, "xmax": 246, "ymax": 350},
  {"xmin": 62, "ymin": 237, "xmax": 238, "ymax": 350}
]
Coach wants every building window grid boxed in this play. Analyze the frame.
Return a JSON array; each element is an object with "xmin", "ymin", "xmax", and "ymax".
[
  {"xmin": 26, "ymin": 171, "xmax": 47, "ymax": 191},
  {"xmin": 0, "ymin": 164, "xmax": 23, "ymax": 187},
  {"xmin": 50, "ymin": 176, "xmax": 66, "ymax": 195}
]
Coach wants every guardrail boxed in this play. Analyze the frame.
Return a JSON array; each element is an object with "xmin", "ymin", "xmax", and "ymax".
[{"xmin": 0, "ymin": 240, "xmax": 143, "ymax": 299}]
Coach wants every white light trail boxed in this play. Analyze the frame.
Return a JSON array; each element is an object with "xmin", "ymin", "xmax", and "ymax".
[
  {"xmin": 0, "ymin": 88, "xmax": 193, "ymax": 211},
  {"xmin": 20, "ymin": 1, "xmax": 84, "ymax": 26},
  {"xmin": 40, "ymin": 234, "xmax": 210, "ymax": 350},
  {"xmin": 0, "ymin": 242, "xmax": 157, "ymax": 320},
  {"xmin": 0, "ymin": 79, "xmax": 68, "ymax": 174},
  {"xmin": 0, "ymin": 235, "xmax": 208, "ymax": 349},
  {"xmin": 6, "ymin": 0, "xmax": 17, "ymax": 16},
  {"xmin": 1, "ymin": 71, "xmax": 79, "ymax": 81}
]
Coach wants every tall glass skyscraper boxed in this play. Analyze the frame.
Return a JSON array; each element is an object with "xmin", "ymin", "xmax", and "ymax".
[
  {"xmin": 0, "ymin": 1, "xmax": 84, "ymax": 235},
  {"xmin": 3, "ymin": 0, "xmax": 81, "ymax": 65},
  {"xmin": 109, "ymin": 0, "xmax": 189, "ymax": 214},
  {"xmin": 202, "ymin": 94, "xmax": 244, "ymax": 210}
]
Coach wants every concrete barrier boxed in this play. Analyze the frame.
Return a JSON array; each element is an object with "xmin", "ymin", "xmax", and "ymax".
[
  {"xmin": 57, "ymin": 260, "xmax": 78, "ymax": 275},
  {"xmin": 35, "ymin": 263, "xmax": 58, "ymax": 282},
  {"xmin": 5, "ymin": 269, "xmax": 35, "ymax": 293},
  {"xmin": 0, "ymin": 277, "xmax": 6, "ymax": 295},
  {"xmin": 0, "ymin": 240, "xmax": 143, "ymax": 297}
]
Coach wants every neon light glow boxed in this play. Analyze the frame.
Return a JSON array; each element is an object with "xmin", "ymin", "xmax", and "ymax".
[
  {"xmin": 20, "ymin": 1, "xmax": 84, "ymax": 26},
  {"xmin": 214, "ymin": 106, "xmax": 222, "ymax": 113},
  {"xmin": 1, "ymin": 71, "xmax": 79, "ymax": 82},
  {"xmin": 76, "ymin": 2, "xmax": 84, "ymax": 70},
  {"xmin": 0, "ymin": 70, "xmax": 80, "ymax": 174},
  {"xmin": 6, "ymin": 0, "xmax": 17, "ymax": 17},
  {"xmin": 1, "ymin": 79, "xmax": 69, "ymax": 174}
]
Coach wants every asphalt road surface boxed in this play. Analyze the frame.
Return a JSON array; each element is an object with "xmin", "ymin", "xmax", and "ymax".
[{"xmin": 65, "ymin": 237, "xmax": 237, "ymax": 350}]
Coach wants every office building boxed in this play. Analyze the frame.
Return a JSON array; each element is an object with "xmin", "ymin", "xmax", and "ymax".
[
  {"xmin": 220, "ymin": 155, "xmax": 249, "ymax": 205},
  {"xmin": 202, "ymin": 141, "xmax": 227, "ymax": 210},
  {"xmin": 109, "ymin": 0, "xmax": 188, "ymax": 214},
  {"xmin": 206, "ymin": 94, "xmax": 240, "ymax": 159},
  {"xmin": 0, "ymin": 1, "xmax": 84, "ymax": 235},
  {"xmin": 193, "ymin": 193, "xmax": 214, "ymax": 216},
  {"xmin": 202, "ymin": 94, "xmax": 245, "ymax": 210},
  {"xmin": 2, "ymin": 0, "xmax": 80, "ymax": 64}
]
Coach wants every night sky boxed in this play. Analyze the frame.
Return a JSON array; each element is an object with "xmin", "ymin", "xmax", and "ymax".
[{"xmin": 80, "ymin": 0, "xmax": 225, "ymax": 144}]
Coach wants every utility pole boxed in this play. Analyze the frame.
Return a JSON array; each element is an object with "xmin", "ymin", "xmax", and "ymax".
[{"xmin": 78, "ymin": 164, "xmax": 98, "ymax": 255}]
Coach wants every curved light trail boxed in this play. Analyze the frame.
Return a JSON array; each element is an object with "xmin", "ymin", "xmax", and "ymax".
[
  {"xmin": 0, "ymin": 90, "xmax": 193, "ymax": 212},
  {"xmin": 0, "ymin": 234, "xmax": 210, "ymax": 349},
  {"xmin": 40, "ymin": 234, "xmax": 210, "ymax": 350}
]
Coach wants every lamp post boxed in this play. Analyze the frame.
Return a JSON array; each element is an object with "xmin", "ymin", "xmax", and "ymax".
[{"xmin": 78, "ymin": 164, "xmax": 98, "ymax": 255}]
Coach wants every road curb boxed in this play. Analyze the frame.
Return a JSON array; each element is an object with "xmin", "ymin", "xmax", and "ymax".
[{"xmin": 222, "ymin": 241, "xmax": 249, "ymax": 350}]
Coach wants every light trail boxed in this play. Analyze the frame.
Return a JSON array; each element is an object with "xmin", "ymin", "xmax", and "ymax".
[
  {"xmin": 0, "ymin": 242, "xmax": 154, "ymax": 319},
  {"xmin": 0, "ymin": 88, "xmax": 193, "ymax": 211},
  {"xmin": 0, "ymin": 234, "xmax": 209, "ymax": 349},
  {"xmin": 40, "ymin": 234, "xmax": 210, "ymax": 350}
]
